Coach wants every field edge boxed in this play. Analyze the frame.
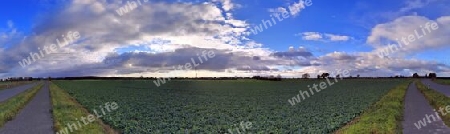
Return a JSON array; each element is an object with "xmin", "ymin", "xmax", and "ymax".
[
  {"xmin": 0, "ymin": 81, "xmax": 34, "ymax": 90},
  {"xmin": 433, "ymin": 79, "xmax": 450, "ymax": 85},
  {"xmin": 334, "ymin": 81, "xmax": 410, "ymax": 134},
  {"xmin": 49, "ymin": 82, "xmax": 118, "ymax": 134}
]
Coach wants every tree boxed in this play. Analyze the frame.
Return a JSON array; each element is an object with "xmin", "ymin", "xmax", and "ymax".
[
  {"xmin": 429, "ymin": 73, "xmax": 437, "ymax": 78},
  {"xmin": 321, "ymin": 73, "xmax": 330, "ymax": 79},
  {"xmin": 302, "ymin": 73, "xmax": 310, "ymax": 79},
  {"xmin": 413, "ymin": 73, "xmax": 419, "ymax": 78},
  {"xmin": 357, "ymin": 74, "xmax": 360, "ymax": 78},
  {"xmin": 317, "ymin": 75, "xmax": 321, "ymax": 79},
  {"xmin": 276, "ymin": 74, "xmax": 282, "ymax": 79}
]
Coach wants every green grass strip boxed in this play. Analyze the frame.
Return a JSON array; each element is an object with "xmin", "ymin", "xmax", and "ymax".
[
  {"xmin": 0, "ymin": 83, "xmax": 43, "ymax": 127},
  {"xmin": 0, "ymin": 81, "xmax": 34, "ymax": 90},
  {"xmin": 433, "ymin": 79, "xmax": 450, "ymax": 85},
  {"xmin": 50, "ymin": 82, "xmax": 116, "ymax": 134},
  {"xmin": 416, "ymin": 81, "xmax": 450, "ymax": 127},
  {"xmin": 335, "ymin": 82, "xmax": 410, "ymax": 134}
]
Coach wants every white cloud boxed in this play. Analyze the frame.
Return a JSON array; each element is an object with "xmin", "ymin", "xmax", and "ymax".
[
  {"xmin": 268, "ymin": 7, "xmax": 289, "ymax": 16},
  {"xmin": 212, "ymin": 0, "xmax": 238, "ymax": 19},
  {"xmin": 0, "ymin": 20, "xmax": 22, "ymax": 50},
  {"xmin": 324, "ymin": 34, "xmax": 350, "ymax": 41},
  {"xmin": 288, "ymin": 0, "xmax": 307, "ymax": 16},
  {"xmin": 221, "ymin": 0, "xmax": 234, "ymax": 11},
  {"xmin": 351, "ymin": 0, "xmax": 446, "ymax": 29},
  {"xmin": 367, "ymin": 15, "xmax": 450, "ymax": 56},
  {"xmin": 298, "ymin": 32, "xmax": 323, "ymax": 41},
  {"xmin": 399, "ymin": 0, "xmax": 434, "ymax": 13},
  {"xmin": 7, "ymin": 20, "xmax": 13, "ymax": 28},
  {"xmin": 269, "ymin": 0, "xmax": 312, "ymax": 17},
  {"xmin": 297, "ymin": 32, "xmax": 351, "ymax": 42}
]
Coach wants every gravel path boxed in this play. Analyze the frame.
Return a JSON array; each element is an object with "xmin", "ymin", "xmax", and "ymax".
[
  {"xmin": 422, "ymin": 79, "xmax": 450, "ymax": 96},
  {"xmin": 0, "ymin": 83, "xmax": 37, "ymax": 102},
  {"xmin": 402, "ymin": 82, "xmax": 450, "ymax": 134},
  {"xmin": 0, "ymin": 82, "xmax": 54, "ymax": 134}
]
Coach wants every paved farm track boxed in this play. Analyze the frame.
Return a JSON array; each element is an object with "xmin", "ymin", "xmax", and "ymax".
[
  {"xmin": 422, "ymin": 79, "xmax": 450, "ymax": 96},
  {"xmin": 402, "ymin": 82, "xmax": 450, "ymax": 134},
  {"xmin": 0, "ymin": 82, "xmax": 54, "ymax": 134},
  {"xmin": 0, "ymin": 83, "xmax": 38, "ymax": 102}
]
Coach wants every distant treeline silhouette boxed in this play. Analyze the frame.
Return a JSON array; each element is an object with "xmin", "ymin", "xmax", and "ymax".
[{"xmin": 252, "ymin": 76, "xmax": 282, "ymax": 81}]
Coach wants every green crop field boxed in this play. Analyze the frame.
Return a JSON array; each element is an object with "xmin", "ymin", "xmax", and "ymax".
[
  {"xmin": 53, "ymin": 79, "xmax": 405, "ymax": 133},
  {"xmin": 435, "ymin": 79, "xmax": 450, "ymax": 85}
]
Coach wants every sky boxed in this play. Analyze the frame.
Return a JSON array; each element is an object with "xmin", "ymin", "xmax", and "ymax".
[{"xmin": 0, "ymin": 0, "xmax": 449, "ymax": 78}]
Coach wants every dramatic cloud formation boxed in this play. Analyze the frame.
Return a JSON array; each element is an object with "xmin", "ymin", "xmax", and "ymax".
[
  {"xmin": 0, "ymin": 0, "xmax": 308, "ymax": 78},
  {"xmin": 0, "ymin": 0, "xmax": 449, "ymax": 78}
]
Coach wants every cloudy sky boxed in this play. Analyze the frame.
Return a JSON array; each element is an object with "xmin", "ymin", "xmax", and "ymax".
[{"xmin": 0, "ymin": 0, "xmax": 449, "ymax": 78}]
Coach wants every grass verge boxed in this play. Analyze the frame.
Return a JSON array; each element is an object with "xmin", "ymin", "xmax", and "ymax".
[
  {"xmin": 0, "ymin": 83, "xmax": 43, "ymax": 127},
  {"xmin": 433, "ymin": 79, "xmax": 450, "ymax": 85},
  {"xmin": 335, "ymin": 82, "xmax": 410, "ymax": 134},
  {"xmin": 0, "ymin": 81, "xmax": 34, "ymax": 90},
  {"xmin": 416, "ymin": 81, "xmax": 450, "ymax": 127},
  {"xmin": 50, "ymin": 82, "xmax": 117, "ymax": 134}
]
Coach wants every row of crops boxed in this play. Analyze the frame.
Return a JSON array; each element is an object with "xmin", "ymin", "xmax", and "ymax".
[{"xmin": 53, "ymin": 79, "xmax": 405, "ymax": 133}]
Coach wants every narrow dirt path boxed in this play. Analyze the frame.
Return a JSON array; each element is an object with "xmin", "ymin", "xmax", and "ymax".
[
  {"xmin": 402, "ymin": 82, "xmax": 450, "ymax": 134},
  {"xmin": 0, "ymin": 82, "xmax": 54, "ymax": 134},
  {"xmin": 0, "ymin": 83, "xmax": 37, "ymax": 102},
  {"xmin": 422, "ymin": 79, "xmax": 450, "ymax": 96}
]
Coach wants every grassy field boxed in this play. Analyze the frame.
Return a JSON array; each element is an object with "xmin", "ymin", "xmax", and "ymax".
[
  {"xmin": 53, "ymin": 79, "xmax": 406, "ymax": 133},
  {"xmin": 0, "ymin": 83, "xmax": 43, "ymax": 127}
]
